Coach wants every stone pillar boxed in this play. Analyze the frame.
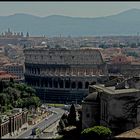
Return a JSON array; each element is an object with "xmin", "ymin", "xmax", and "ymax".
[
  {"xmin": 77, "ymin": 68, "xmax": 79, "ymax": 76},
  {"xmin": 52, "ymin": 78, "xmax": 54, "ymax": 88},
  {"xmin": 57, "ymin": 79, "xmax": 60, "ymax": 88},
  {"xmin": 84, "ymin": 69, "xmax": 86, "ymax": 76},
  {"xmin": 64, "ymin": 79, "xmax": 66, "ymax": 89}
]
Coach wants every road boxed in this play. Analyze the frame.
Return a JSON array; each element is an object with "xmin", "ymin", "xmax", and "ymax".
[{"xmin": 17, "ymin": 107, "xmax": 64, "ymax": 139}]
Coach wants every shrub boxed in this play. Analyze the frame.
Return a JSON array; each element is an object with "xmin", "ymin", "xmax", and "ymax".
[{"xmin": 81, "ymin": 126, "xmax": 112, "ymax": 140}]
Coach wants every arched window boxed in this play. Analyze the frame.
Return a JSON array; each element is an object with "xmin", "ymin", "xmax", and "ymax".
[
  {"xmin": 71, "ymin": 82, "xmax": 76, "ymax": 89},
  {"xmin": 53, "ymin": 79, "xmax": 58, "ymax": 88},
  {"xmin": 48, "ymin": 78, "xmax": 52, "ymax": 88},
  {"xmin": 65, "ymin": 80, "xmax": 70, "ymax": 88},
  {"xmin": 37, "ymin": 68, "xmax": 40, "ymax": 75},
  {"xmin": 59, "ymin": 80, "xmax": 64, "ymax": 88},
  {"xmin": 41, "ymin": 80, "xmax": 44, "ymax": 87},
  {"xmin": 34, "ymin": 68, "xmax": 36, "ymax": 74},
  {"xmin": 37, "ymin": 80, "xmax": 39, "ymax": 87},
  {"xmin": 85, "ymin": 82, "xmax": 89, "ymax": 89},
  {"xmin": 78, "ymin": 81, "xmax": 83, "ymax": 89}
]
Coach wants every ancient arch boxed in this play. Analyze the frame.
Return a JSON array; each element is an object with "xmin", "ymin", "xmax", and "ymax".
[
  {"xmin": 78, "ymin": 81, "xmax": 83, "ymax": 89},
  {"xmin": 65, "ymin": 80, "xmax": 70, "ymax": 88},
  {"xmin": 45, "ymin": 79, "xmax": 48, "ymax": 87},
  {"xmin": 53, "ymin": 79, "xmax": 58, "ymax": 88},
  {"xmin": 59, "ymin": 80, "xmax": 64, "ymax": 88},
  {"xmin": 71, "ymin": 82, "xmax": 76, "ymax": 89},
  {"xmin": 48, "ymin": 78, "xmax": 52, "ymax": 88},
  {"xmin": 41, "ymin": 79, "xmax": 44, "ymax": 87}
]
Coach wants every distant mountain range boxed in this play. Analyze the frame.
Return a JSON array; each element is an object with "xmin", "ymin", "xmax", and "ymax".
[{"xmin": 1, "ymin": 8, "xmax": 140, "ymax": 36}]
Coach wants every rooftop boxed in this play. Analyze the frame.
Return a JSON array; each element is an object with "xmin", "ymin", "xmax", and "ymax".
[
  {"xmin": 115, "ymin": 127, "xmax": 140, "ymax": 138},
  {"xmin": 92, "ymin": 84, "xmax": 140, "ymax": 95}
]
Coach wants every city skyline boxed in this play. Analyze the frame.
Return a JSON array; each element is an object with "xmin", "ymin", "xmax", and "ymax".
[{"xmin": 1, "ymin": 2, "xmax": 140, "ymax": 18}]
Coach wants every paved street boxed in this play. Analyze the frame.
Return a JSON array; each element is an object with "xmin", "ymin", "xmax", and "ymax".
[{"xmin": 16, "ymin": 107, "xmax": 64, "ymax": 139}]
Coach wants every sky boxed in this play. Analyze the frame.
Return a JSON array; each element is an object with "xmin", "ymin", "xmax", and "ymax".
[{"xmin": 1, "ymin": 2, "xmax": 140, "ymax": 18}]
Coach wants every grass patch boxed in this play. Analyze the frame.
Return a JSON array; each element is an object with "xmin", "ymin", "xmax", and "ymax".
[{"xmin": 47, "ymin": 104, "xmax": 64, "ymax": 107}]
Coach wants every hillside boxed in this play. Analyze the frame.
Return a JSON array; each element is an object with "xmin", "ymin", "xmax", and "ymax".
[{"xmin": 1, "ymin": 9, "xmax": 140, "ymax": 36}]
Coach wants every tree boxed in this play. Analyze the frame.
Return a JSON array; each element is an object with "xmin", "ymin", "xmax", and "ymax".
[
  {"xmin": 3, "ymin": 87, "xmax": 20, "ymax": 101},
  {"xmin": 55, "ymin": 44, "xmax": 61, "ymax": 48},
  {"xmin": 58, "ymin": 118, "xmax": 66, "ymax": 134},
  {"xmin": 25, "ymin": 86, "xmax": 36, "ymax": 96},
  {"xmin": 81, "ymin": 126, "xmax": 112, "ymax": 140},
  {"xmin": 0, "ymin": 82, "xmax": 40, "ymax": 113},
  {"xmin": 61, "ymin": 113, "xmax": 69, "ymax": 127},
  {"xmin": 76, "ymin": 110, "xmax": 82, "ymax": 132},
  {"xmin": 15, "ymin": 98, "xmax": 24, "ymax": 108},
  {"xmin": 30, "ymin": 96, "xmax": 41, "ymax": 108},
  {"xmin": 68, "ymin": 104, "xmax": 76, "ymax": 125},
  {"xmin": 0, "ymin": 93, "xmax": 8, "ymax": 106}
]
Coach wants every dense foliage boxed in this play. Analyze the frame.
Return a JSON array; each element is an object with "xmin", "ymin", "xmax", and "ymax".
[
  {"xmin": 81, "ymin": 126, "xmax": 112, "ymax": 140},
  {"xmin": 57, "ymin": 104, "xmax": 78, "ymax": 134},
  {"xmin": 0, "ymin": 79, "xmax": 41, "ymax": 113}
]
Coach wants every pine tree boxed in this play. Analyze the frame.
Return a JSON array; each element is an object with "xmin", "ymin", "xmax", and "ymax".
[{"xmin": 68, "ymin": 104, "xmax": 76, "ymax": 125}]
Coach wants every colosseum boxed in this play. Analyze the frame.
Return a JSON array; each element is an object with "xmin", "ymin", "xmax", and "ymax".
[{"xmin": 24, "ymin": 47, "xmax": 107, "ymax": 103}]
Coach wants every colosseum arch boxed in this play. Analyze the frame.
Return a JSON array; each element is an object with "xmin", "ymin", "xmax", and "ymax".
[
  {"xmin": 85, "ymin": 81, "xmax": 89, "ymax": 89},
  {"xmin": 36, "ymin": 79, "xmax": 40, "ymax": 87},
  {"xmin": 34, "ymin": 68, "xmax": 37, "ymax": 74},
  {"xmin": 48, "ymin": 78, "xmax": 52, "ymax": 88},
  {"xmin": 41, "ymin": 79, "xmax": 44, "ymax": 87},
  {"xmin": 78, "ymin": 81, "xmax": 83, "ymax": 89},
  {"xmin": 53, "ymin": 79, "xmax": 58, "ymax": 88},
  {"xmin": 45, "ymin": 79, "xmax": 48, "ymax": 87},
  {"xmin": 58, "ymin": 80, "xmax": 64, "ymax": 88},
  {"xmin": 37, "ymin": 68, "xmax": 40, "ymax": 75},
  {"xmin": 71, "ymin": 82, "xmax": 76, "ymax": 89},
  {"xmin": 65, "ymin": 80, "xmax": 70, "ymax": 88}
]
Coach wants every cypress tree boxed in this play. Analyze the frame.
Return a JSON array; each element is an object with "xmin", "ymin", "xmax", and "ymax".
[{"xmin": 68, "ymin": 104, "xmax": 76, "ymax": 125}]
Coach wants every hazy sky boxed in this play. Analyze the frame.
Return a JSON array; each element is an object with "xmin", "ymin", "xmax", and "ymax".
[{"xmin": 1, "ymin": 2, "xmax": 140, "ymax": 18}]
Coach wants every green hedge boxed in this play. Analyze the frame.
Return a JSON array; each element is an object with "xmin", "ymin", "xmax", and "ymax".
[{"xmin": 81, "ymin": 126, "xmax": 112, "ymax": 140}]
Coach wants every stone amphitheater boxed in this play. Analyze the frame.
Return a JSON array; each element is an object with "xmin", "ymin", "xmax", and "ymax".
[{"xmin": 24, "ymin": 47, "xmax": 107, "ymax": 103}]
